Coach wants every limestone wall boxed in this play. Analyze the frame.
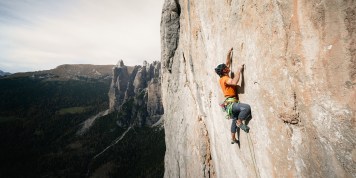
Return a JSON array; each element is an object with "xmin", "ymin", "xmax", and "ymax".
[{"xmin": 161, "ymin": 0, "xmax": 355, "ymax": 177}]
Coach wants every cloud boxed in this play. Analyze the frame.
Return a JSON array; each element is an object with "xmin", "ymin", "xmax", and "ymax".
[{"xmin": 0, "ymin": 0, "xmax": 164, "ymax": 73}]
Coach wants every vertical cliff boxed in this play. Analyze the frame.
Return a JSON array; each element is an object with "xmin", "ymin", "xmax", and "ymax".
[{"xmin": 161, "ymin": 0, "xmax": 355, "ymax": 177}]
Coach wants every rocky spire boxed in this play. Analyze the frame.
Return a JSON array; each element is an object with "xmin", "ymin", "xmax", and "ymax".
[
  {"xmin": 117, "ymin": 60, "xmax": 125, "ymax": 67},
  {"xmin": 108, "ymin": 60, "xmax": 163, "ymax": 127}
]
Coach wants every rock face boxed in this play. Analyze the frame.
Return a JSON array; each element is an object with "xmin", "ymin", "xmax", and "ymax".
[
  {"xmin": 161, "ymin": 0, "xmax": 355, "ymax": 178},
  {"xmin": 109, "ymin": 60, "xmax": 163, "ymax": 127}
]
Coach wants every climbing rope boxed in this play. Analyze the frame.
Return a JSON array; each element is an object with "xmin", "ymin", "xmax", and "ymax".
[
  {"xmin": 230, "ymin": 48, "xmax": 258, "ymax": 177},
  {"xmin": 246, "ymin": 132, "xmax": 261, "ymax": 178}
]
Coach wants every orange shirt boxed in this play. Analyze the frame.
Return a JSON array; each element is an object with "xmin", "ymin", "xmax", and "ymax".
[{"xmin": 219, "ymin": 76, "xmax": 237, "ymax": 97}]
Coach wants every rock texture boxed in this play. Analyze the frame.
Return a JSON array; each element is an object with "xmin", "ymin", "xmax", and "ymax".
[
  {"xmin": 109, "ymin": 60, "xmax": 163, "ymax": 127},
  {"xmin": 161, "ymin": 0, "xmax": 355, "ymax": 178}
]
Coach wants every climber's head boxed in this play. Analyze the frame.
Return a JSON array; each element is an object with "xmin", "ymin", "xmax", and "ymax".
[{"xmin": 215, "ymin": 64, "xmax": 229, "ymax": 77}]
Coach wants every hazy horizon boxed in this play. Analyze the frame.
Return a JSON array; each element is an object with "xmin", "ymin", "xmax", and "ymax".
[{"xmin": 0, "ymin": 0, "xmax": 164, "ymax": 73}]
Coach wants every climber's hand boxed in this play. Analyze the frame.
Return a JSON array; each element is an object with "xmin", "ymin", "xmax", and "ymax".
[
  {"xmin": 228, "ymin": 48, "xmax": 233, "ymax": 54},
  {"xmin": 226, "ymin": 48, "xmax": 234, "ymax": 68}
]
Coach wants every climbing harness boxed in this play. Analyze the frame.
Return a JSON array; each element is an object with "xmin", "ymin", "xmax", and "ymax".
[{"xmin": 219, "ymin": 97, "xmax": 239, "ymax": 119}]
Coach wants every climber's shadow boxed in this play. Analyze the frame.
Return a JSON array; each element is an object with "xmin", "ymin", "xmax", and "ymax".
[
  {"xmin": 236, "ymin": 128, "xmax": 241, "ymax": 148},
  {"xmin": 231, "ymin": 65, "xmax": 245, "ymax": 94}
]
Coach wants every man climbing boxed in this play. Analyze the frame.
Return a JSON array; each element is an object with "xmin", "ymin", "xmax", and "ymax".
[{"xmin": 215, "ymin": 48, "xmax": 252, "ymax": 144}]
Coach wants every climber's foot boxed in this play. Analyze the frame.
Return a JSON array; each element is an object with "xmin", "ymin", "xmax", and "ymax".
[
  {"xmin": 241, "ymin": 124, "xmax": 250, "ymax": 133},
  {"xmin": 231, "ymin": 139, "xmax": 239, "ymax": 144},
  {"xmin": 238, "ymin": 124, "xmax": 250, "ymax": 133}
]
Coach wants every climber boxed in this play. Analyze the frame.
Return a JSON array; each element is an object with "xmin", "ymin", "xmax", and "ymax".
[{"xmin": 215, "ymin": 48, "xmax": 252, "ymax": 144}]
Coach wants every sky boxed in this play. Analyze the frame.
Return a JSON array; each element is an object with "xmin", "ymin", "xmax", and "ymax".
[{"xmin": 0, "ymin": 0, "xmax": 164, "ymax": 73}]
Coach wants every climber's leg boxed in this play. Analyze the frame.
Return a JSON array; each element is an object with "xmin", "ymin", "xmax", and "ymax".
[
  {"xmin": 236, "ymin": 118, "xmax": 242, "ymax": 126},
  {"xmin": 232, "ymin": 103, "xmax": 242, "ymax": 126},
  {"xmin": 231, "ymin": 133, "xmax": 239, "ymax": 144},
  {"xmin": 231, "ymin": 118, "xmax": 238, "ymax": 134},
  {"xmin": 232, "ymin": 103, "xmax": 251, "ymax": 133},
  {"xmin": 237, "ymin": 103, "xmax": 251, "ymax": 122},
  {"xmin": 230, "ymin": 118, "xmax": 239, "ymax": 144}
]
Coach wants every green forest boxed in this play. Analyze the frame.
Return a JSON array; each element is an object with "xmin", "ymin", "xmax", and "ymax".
[{"xmin": 0, "ymin": 76, "xmax": 165, "ymax": 177}]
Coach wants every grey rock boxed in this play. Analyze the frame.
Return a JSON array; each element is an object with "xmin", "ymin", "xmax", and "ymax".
[
  {"xmin": 117, "ymin": 59, "xmax": 125, "ymax": 67},
  {"xmin": 161, "ymin": 0, "xmax": 181, "ymax": 73},
  {"xmin": 109, "ymin": 60, "xmax": 163, "ymax": 127},
  {"xmin": 109, "ymin": 63, "xmax": 129, "ymax": 110}
]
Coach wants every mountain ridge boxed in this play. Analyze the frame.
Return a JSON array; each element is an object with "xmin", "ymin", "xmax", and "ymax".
[
  {"xmin": 6, "ymin": 64, "xmax": 114, "ymax": 80},
  {"xmin": 0, "ymin": 70, "xmax": 11, "ymax": 76}
]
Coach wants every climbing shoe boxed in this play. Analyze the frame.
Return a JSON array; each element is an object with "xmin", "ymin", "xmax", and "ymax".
[
  {"xmin": 231, "ymin": 139, "xmax": 239, "ymax": 144},
  {"xmin": 239, "ymin": 124, "xmax": 250, "ymax": 133}
]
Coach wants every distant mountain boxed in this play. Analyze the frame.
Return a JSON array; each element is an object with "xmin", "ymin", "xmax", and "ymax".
[
  {"xmin": 0, "ymin": 70, "xmax": 11, "ymax": 76},
  {"xmin": 7, "ymin": 64, "xmax": 114, "ymax": 80}
]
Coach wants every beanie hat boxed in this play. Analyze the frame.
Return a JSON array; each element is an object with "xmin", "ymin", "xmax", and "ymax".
[{"xmin": 215, "ymin": 64, "xmax": 227, "ymax": 77}]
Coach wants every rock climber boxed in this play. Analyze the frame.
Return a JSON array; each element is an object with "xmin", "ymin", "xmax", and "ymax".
[{"xmin": 215, "ymin": 47, "xmax": 252, "ymax": 144}]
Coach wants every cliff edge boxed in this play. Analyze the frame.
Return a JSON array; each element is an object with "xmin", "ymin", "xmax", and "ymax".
[{"xmin": 161, "ymin": 0, "xmax": 355, "ymax": 177}]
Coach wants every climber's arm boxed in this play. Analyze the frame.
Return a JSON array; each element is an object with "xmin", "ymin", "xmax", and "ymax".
[
  {"xmin": 227, "ymin": 65, "xmax": 243, "ymax": 86},
  {"xmin": 225, "ymin": 48, "xmax": 233, "ymax": 68}
]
